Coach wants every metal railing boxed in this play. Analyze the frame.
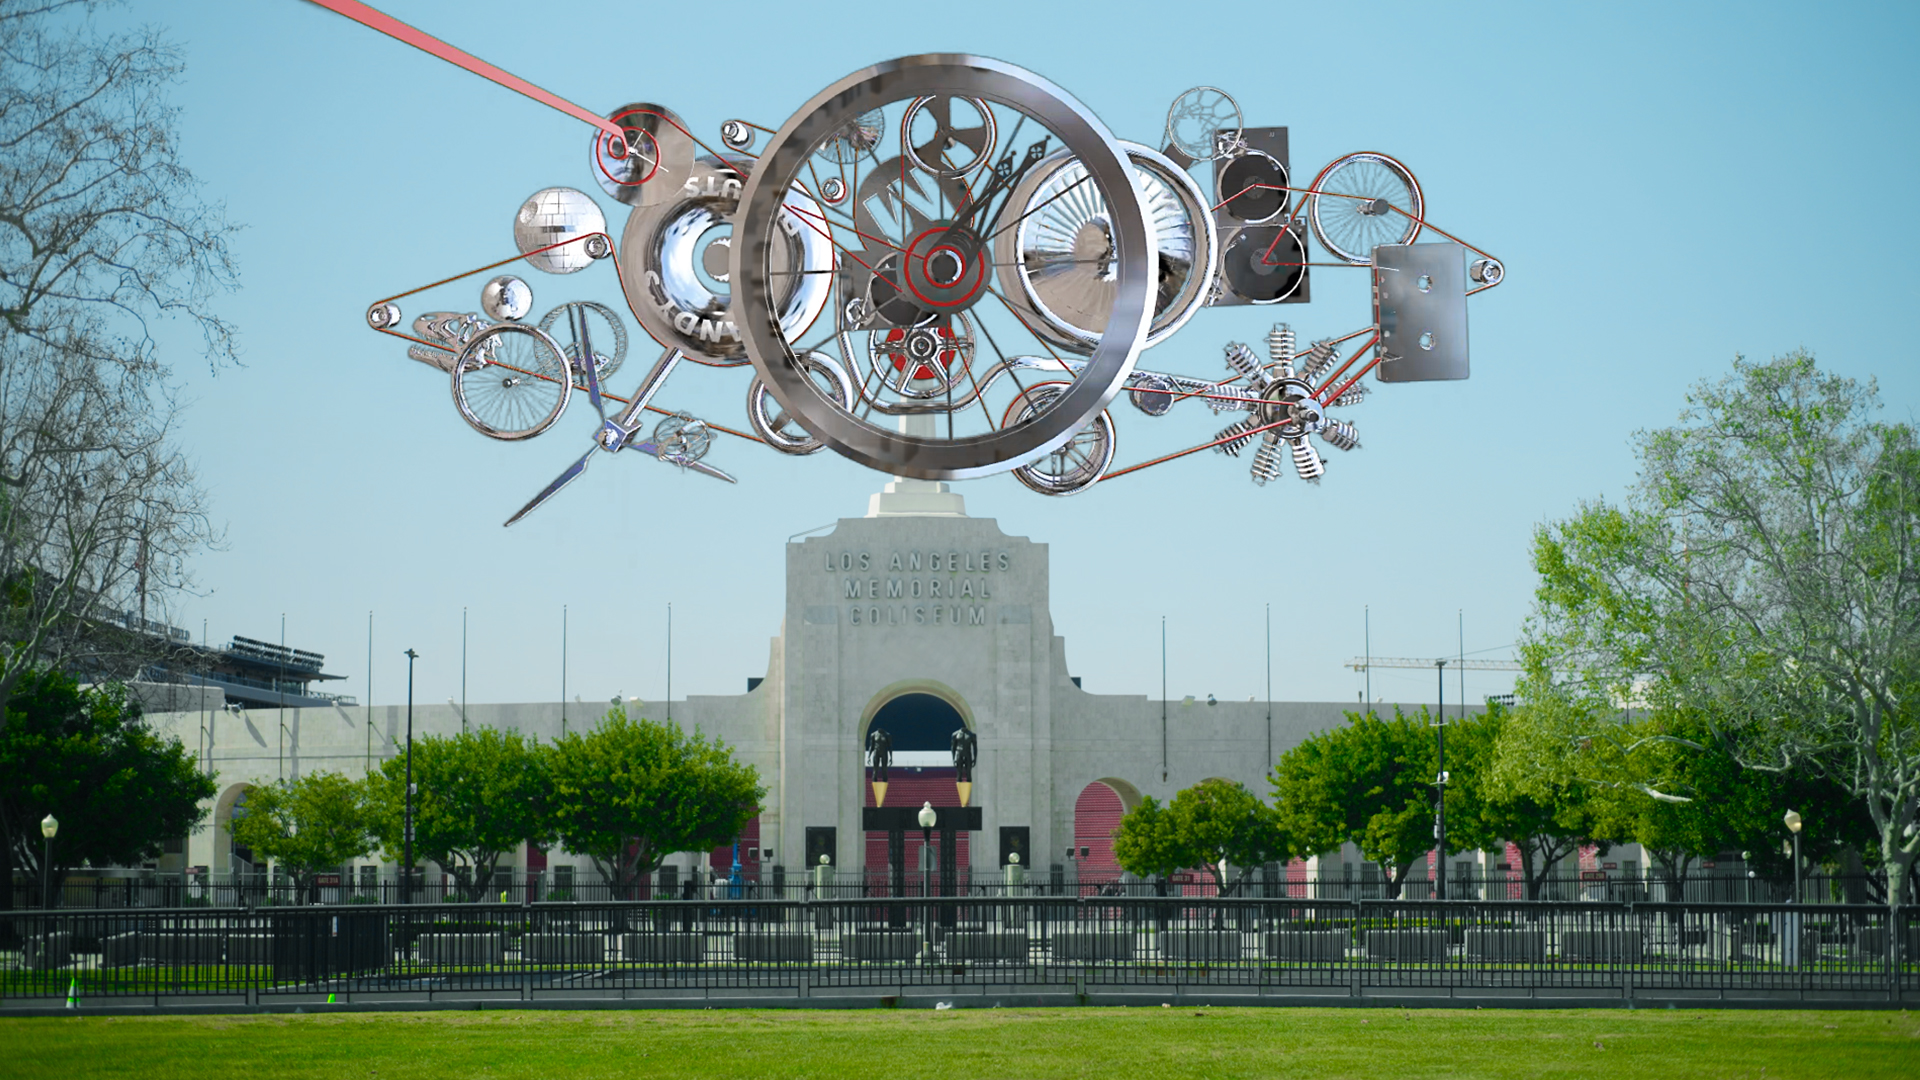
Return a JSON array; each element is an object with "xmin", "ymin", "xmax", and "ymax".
[
  {"xmin": 2, "ymin": 897, "xmax": 1913, "ymax": 1007},
  {"xmin": 12, "ymin": 867, "xmax": 1893, "ymax": 910}
]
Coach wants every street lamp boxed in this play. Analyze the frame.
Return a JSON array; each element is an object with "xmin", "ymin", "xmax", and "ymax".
[
  {"xmin": 1784, "ymin": 809, "xmax": 1803, "ymax": 904},
  {"xmin": 917, "ymin": 801, "xmax": 937, "ymax": 963},
  {"xmin": 1434, "ymin": 658, "xmax": 1449, "ymax": 900},
  {"xmin": 917, "ymin": 801, "xmax": 937, "ymax": 896},
  {"xmin": 403, "ymin": 648, "xmax": 419, "ymax": 904},
  {"xmin": 39, "ymin": 814, "xmax": 57, "ymax": 910}
]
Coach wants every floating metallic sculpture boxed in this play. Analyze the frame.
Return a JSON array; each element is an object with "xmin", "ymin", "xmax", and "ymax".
[{"xmin": 320, "ymin": 0, "xmax": 1504, "ymax": 523}]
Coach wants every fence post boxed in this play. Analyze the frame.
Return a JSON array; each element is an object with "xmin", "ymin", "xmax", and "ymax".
[
  {"xmin": 1621, "ymin": 901, "xmax": 1634, "ymax": 1004},
  {"xmin": 1349, "ymin": 899, "xmax": 1361, "ymax": 999}
]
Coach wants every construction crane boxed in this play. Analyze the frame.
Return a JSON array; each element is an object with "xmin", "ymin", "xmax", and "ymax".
[{"xmin": 1345, "ymin": 656, "xmax": 1523, "ymax": 671}]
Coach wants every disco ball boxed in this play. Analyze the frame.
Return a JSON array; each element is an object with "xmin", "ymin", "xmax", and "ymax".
[
  {"xmin": 513, "ymin": 186, "xmax": 607, "ymax": 275},
  {"xmin": 481, "ymin": 274, "xmax": 534, "ymax": 321}
]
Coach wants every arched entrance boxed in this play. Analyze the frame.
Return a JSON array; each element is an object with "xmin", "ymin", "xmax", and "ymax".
[
  {"xmin": 1072, "ymin": 778, "xmax": 1142, "ymax": 881},
  {"xmin": 211, "ymin": 783, "xmax": 257, "ymax": 877},
  {"xmin": 858, "ymin": 685, "xmax": 973, "ymax": 888}
]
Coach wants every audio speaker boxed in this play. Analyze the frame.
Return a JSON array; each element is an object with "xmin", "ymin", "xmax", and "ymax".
[{"xmin": 1208, "ymin": 126, "xmax": 1309, "ymax": 305}]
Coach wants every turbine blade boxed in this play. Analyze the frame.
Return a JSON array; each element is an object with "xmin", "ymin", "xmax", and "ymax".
[{"xmin": 504, "ymin": 444, "xmax": 595, "ymax": 526}]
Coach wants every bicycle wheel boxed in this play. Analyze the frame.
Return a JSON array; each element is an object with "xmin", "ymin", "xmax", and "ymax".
[
  {"xmin": 747, "ymin": 350, "xmax": 856, "ymax": 455},
  {"xmin": 1004, "ymin": 383, "xmax": 1115, "ymax": 496},
  {"xmin": 1308, "ymin": 151, "xmax": 1424, "ymax": 265},
  {"xmin": 451, "ymin": 323, "xmax": 572, "ymax": 441},
  {"xmin": 731, "ymin": 54, "xmax": 1154, "ymax": 480},
  {"xmin": 537, "ymin": 301, "xmax": 628, "ymax": 383}
]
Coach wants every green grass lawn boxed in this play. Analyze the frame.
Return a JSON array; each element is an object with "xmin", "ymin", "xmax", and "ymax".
[{"xmin": 2, "ymin": 1007, "xmax": 1916, "ymax": 1080}]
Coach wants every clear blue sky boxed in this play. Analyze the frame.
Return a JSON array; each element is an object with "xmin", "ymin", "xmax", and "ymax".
[{"xmin": 99, "ymin": 1, "xmax": 1920, "ymax": 712}]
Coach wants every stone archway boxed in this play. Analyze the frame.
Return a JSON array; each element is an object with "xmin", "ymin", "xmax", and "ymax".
[
  {"xmin": 857, "ymin": 682, "xmax": 974, "ymax": 886},
  {"xmin": 210, "ymin": 782, "xmax": 256, "ymax": 876},
  {"xmin": 1072, "ymin": 778, "xmax": 1142, "ymax": 879},
  {"xmin": 856, "ymin": 678, "xmax": 975, "ymax": 746}
]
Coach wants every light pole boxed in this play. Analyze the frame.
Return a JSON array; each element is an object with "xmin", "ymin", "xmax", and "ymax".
[
  {"xmin": 39, "ymin": 814, "xmax": 58, "ymax": 910},
  {"xmin": 917, "ymin": 801, "xmax": 937, "ymax": 962},
  {"xmin": 403, "ymin": 648, "xmax": 418, "ymax": 904},
  {"xmin": 1434, "ymin": 658, "xmax": 1449, "ymax": 900},
  {"xmin": 1784, "ymin": 809, "xmax": 1803, "ymax": 903}
]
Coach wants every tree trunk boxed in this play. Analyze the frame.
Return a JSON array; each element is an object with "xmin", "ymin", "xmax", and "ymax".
[
  {"xmin": 1517, "ymin": 844, "xmax": 1539, "ymax": 902},
  {"xmin": 1884, "ymin": 847, "xmax": 1914, "ymax": 973}
]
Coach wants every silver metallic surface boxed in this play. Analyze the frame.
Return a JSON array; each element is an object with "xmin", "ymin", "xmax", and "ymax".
[
  {"xmin": 816, "ymin": 109, "xmax": 885, "ymax": 163},
  {"xmin": 1290, "ymin": 436, "xmax": 1325, "ymax": 482},
  {"xmin": 451, "ymin": 322, "xmax": 571, "ymax": 441},
  {"xmin": 538, "ymin": 300, "xmax": 628, "ymax": 382},
  {"xmin": 480, "ymin": 275, "xmax": 534, "ymax": 321},
  {"xmin": 733, "ymin": 54, "xmax": 1155, "ymax": 480},
  {"xmin": 1309, "ymin": 151, "xmax": 1425, "ymax": 265},
  {"xmin": 591, "ymin": 103, "xmax": 698, "ymax": 207},
  {"xmin": 513, "ymin": 187, "xmax": 607, "ymax": 274},
  {"xmin": 864, "ymin": 313, "xmax": 976, "ymax": 401},
  {"xmin": 1250, "ymin": 435, "xmax": 1286, "ymax": 484},
  {"xmin": 1128, "ymin": 372, "xmax": 1176, "ymax": 416},
  {"xmin": 747, "ymin": 349, "xmax": 855, "ymax": 455},
  {"xmin": 1164, "ymin": 87, "xmax": 1241, "ymax": 162},
  {"xmin": 617, "ymin": 156, "xmax": 832, "ymax": 364},
  {"xmin": 1006, "ymin": 383, "xmax": 1115, "ymax": 496},
  {"xmin": 651, "ymin": 411, "xmax": 713, "ymax": 465},
  {"xmin": 902, "ymin": 96, "xmax": 996, "ymax": 178},
  {"xmin": 1374, "ymin": 242, "xmax": 1469, "ymax": 382},
  {"xmin": 366, "ymin": 302, "xmax": 401, "ymax": 330},
  {"xmin": 720, "ymin": 120, "xmax": 755, "ymax": 151},
  {"xmin": 1470, "ymin": 257, "xmax": 1504, "ymax": 286},
  {"xmin": 994, "ymin": 143, "xmax": 1214, "ymax": 353}
]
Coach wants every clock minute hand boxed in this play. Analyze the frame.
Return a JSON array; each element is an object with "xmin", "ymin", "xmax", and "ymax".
[
  {"xmin": 304, "ymin": 0, "xmax": 624, "ymax": 141},
  {"xmin": 955, "ymin": 138, "xmax": 1053, "ymax": 241}
]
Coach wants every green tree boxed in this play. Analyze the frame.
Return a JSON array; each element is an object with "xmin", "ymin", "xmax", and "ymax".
[
  {"xmin": 1557, "ymin": 710, "xmax": 1869, "ymax": 900},
  {"xmin": 1521, "ymin": 354, "xmax": 1920, "ymax": 912},
  {"xmin": 1450, "ymin": 704, "xmax": 1603, "ymax": 900},
  {"xmin": 227, "ymin": 772, "xmax": 374, "ymax": 902},
  {"xmin": 1271, "ymin": 708, "xmax": 1442, "ymax": 898},
  {"xmin": 0, "ymin": 668, "xmax": 214, "ymax": 908},
  {"xmin": 1111, "ymin": 796, "xmax": 1183, "ymax": 887},
  {"xmin": 1110, "ymin": 780, "xmax": 1284, "ymax": 895},
  {"xmin": 543, "ymin": 707, "xmax": 763, "ymax": 898},
  {"xmin": 367, "ymin": 729, "xmax": 548, "ymax": 902}
]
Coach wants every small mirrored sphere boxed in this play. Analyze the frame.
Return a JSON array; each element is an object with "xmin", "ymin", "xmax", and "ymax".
[
  {"xmin": 480, "ymin": 275, "xmax": 534, "ymax": 322},
  {"xmin": 513, "ymin": 187, "xmax": 607, "ymax": 275}
]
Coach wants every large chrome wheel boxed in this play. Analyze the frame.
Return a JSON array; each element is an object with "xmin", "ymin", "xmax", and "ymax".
[{"xmin": 730, "ymin": 54, "xmax": 1155, "ymax": 480}]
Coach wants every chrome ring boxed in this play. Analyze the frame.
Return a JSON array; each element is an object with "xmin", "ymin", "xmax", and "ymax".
[{"xmin": 732, "ymin": 54, "xmax": 1154, "ymax": 480}]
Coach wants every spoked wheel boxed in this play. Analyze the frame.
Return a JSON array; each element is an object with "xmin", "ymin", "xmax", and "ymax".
[
  {"xmin": 1004, "ymin": 382, "xmax": 1115, "ymax": 496},
  {"xmin": 1308, "ymin": 151, "xmax": 1424, "ymax": 265},
  {"xmin": 747, "ymin": 349, "xmax": 856, "ymax": 455},
  {"xmin": 730, "ymin": 54, "xmax": 1156, "ymax": 481},
  {"xmin": 537, "ymin": 301, "xmax": 628, "ymax": 384},
  {"xmin": 451, "ymin": 323, "xmax": 572, "ymax": 440}
]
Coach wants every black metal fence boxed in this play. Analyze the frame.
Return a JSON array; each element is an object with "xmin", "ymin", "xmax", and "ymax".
[
  {"xmin": 3, "ymin": 897, "xmax": 1914, "ymax": 1009},
  {"xmin": 13, "ymin": 867, "xmax": 1886, "ymax": 910}
]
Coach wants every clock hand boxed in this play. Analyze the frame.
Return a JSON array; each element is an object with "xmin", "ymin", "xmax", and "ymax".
[{"xmin": 304, "ymin": 0, "xmax": 623, "ymax": 141}]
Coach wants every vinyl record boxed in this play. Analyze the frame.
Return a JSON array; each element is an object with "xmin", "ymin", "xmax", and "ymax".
[{"xmin": 1220, "ymin": 225, "xmax": 1306, "ymax": 304}]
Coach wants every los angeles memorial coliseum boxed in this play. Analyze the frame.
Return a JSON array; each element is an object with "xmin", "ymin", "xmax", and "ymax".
[{"xmin": 145, "ymin": 478, "xmax": 1425, "ymax": 891}]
